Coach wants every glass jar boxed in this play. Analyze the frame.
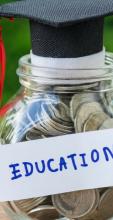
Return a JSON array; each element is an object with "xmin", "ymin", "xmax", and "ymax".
[{"xmin": 1, "ymin": 53, "xmax": 113, "ymax": 220}]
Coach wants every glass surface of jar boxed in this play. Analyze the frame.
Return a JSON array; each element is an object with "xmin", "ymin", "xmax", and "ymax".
[{"xmin": 1, "ymin": 53, "xmax": 113, "ymax": 220}]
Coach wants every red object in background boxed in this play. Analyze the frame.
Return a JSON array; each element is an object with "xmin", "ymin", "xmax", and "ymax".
[
  {"xmin": 0, "ymin": 18, "xmax": 14, "ymax": 105},
  {"xmin": 0, "ymin": 18, "xmax": 20, "ymax": 118},
  {"xmin": 0, "ymin": 102, "xmax": 15, "ymax": 117},
  {"xmin": 0, "ymin": 99, "xmax": 18, "ymax": 117},
  {"xmin": 0, "ymin": 25, "xmax": 6, "ymax": 102}
]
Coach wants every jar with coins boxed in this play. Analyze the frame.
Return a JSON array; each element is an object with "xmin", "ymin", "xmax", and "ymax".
[{"xmin": 0, "ymin": 52, "xmax": 113, "ymax": 220}]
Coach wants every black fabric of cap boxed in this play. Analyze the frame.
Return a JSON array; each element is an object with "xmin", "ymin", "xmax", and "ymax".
[
  {"xmin": 0, "ymin": 0, "xmax": 113, "ymax": 26},
  {"xmin": 0, "ymin": 0, "xmax": 113, "ymax": 58},
  {"xmin": 30, "ymin": 18, "xmax": 104, "ymax": 58}
]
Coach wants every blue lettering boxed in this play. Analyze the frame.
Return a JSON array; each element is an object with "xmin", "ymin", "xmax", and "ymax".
[
  {"xmin": 47, "ymin": 159, "xmax": 58, "ymax": 172},
  {"xmin": 35, "ymin": 161, "xmax": 45, "ymax": 173},
  {"xmin": 23, "ymin": 162, "xmax": 33, "ymax": 177},
  {"xmin": 9, "ymin": 163, "xmax": 22, "ymax": 180},
  {"xmin": 91, "ymin": 149, "xmax": 99, "ymax": 163},
  {"xmin": 67, "ymin": 154, "xmax": 77, "ymax": 170},
  {"xmin": 103, "ymin": 147, "xmax": 113, "ymax": 161},
  {"xmin": 79, "ymin": 153, "xmax": 88, "ymax": 167},
  {"xmin": 59, "ymin": 157, "xmax": 67, "ymax": 171}
]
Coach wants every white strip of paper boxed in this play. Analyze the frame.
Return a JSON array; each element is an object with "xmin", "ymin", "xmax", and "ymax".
[
  {"xmin": 1, "ymin": 129, "xmax": 113, "ymax": 201},
  {"xmin": 31, "ymin": 49, "xmax": 105, "ymax": 69},
  {"xmin": 30, "ymin": 49, "xmax": 106, "ymax": 84}
]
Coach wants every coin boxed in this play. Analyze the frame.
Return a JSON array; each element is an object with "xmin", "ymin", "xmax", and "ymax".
[
  {"xmin": 26, "ymin": 130, "xmax": 42, "ymax": 141},
  {"xmin": 3, "ymin": 204, "xmax": 34, "ymax": 220},
  {"xmin": 83, "ymin": 112, "xmax": 108, "ymax": 132},
  {"xmin": 75, "ymin": 102, "xmax": 103, "ymax": 133},
  {"xmin": 96, "ymin": 188, "xmax": 113, "ymax": 219},
  {"xmin": 100, "ymin": 80, "xmax": 113, "ymax": 117},
  {"xmin": 27, "ymin": 101, "xmax": 74, "ymax": 138},
  {"xmin": 99, "ymin": 118, "xmax": 113, "ymax": 130},
  {"xmin": 52, "ymin": 189, "xmax": 99, "ymax": 219},
  {"xmin": 40, "ymin": 196, "xmax": 52, "ymax": 206},
  {"xmin": 70, "ymin": 93, "xmax": 98, "ymax": 121},
  {"xmin": 41, "ymin": 105, "xmax": 73, "ymax": 129},
  {"xmin": 77, "ymin": 209, "xmax": 101, "ymax": 220},
  {"xmin": 55, "ymin": 218, "xmax": 71, "ymax": 220},
  {"xmin": 99, "ymin": 187, "xmax": 108, "ymax": 195},
  {"xmin": 28, "ymin": 205, "xmax": 60, "ymax": 220},
  {"xmin": 10, "ymin": 197, "xmax": 47, "ymax": 214}
]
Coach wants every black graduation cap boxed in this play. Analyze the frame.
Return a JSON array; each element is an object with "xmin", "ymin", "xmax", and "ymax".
[{"xmin": 0, "ymin": 0, "xmax": 113, "ymax": 58}]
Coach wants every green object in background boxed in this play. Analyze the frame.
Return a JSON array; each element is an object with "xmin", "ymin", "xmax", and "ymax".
[
  {"xmin": 1, "ymin": 19, "xmax": 31, "ymax": 106},
  {"xmin": 104, "ymin": 17, "xmax": 113, "ymax": 52},
  {"xmin": 0, "ymin": 0, "xmax": 113, "ymax": 105}
]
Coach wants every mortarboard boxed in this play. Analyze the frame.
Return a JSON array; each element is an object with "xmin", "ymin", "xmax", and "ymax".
[{"xmin": 0, "ymin": 0, "xmax": 113, "ymax": 65}]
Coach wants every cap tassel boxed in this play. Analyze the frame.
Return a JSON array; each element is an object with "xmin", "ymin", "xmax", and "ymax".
[{"xmin": 0, "ymin": 25, "xmax": 6, "ymax": 103}]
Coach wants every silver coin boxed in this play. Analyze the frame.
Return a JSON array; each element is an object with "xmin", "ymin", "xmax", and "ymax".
[
  {"xmin": 77, "ymin": 210, "xmax": 101, "ymax": 220},
  {"xmin": 52, "ymin": 189, "xmax": 99, "ymax": 219},
  {"xmin": 47, "ymin": 104, "xmax": 72, "ymax": 125},
  {"xmin": 70, "ymin": 93, "xmax": 98, "ymax": 121},
  {"xmin": 41, "ymin": 119, "xmax": 73, "ymax": 135},
  {"xmin": 28, "ymin": 205, "xmax": 60, "ymax": 220},
  {"xmin": 100, "ymin": 80, "xmax": 113, "ymax": 117},
  {"xmin": 42, "ymin": 106, "xmax": 73, "ymax": 130},
  {"xmin": 33, "ymin": 103, "xmax": 74, "ymax": 136},
  {"xmin": 3, "ymin": 203, "xmax": 34, "ymax": 220},
  {"xmin": 10, "ymin": 197, "xmax": 47, "ymax": 214},
  {"xmin": 96, "ymin": 188, "xmax": 113, "ymax": 220},
  {"xmin": 41, "ymin": 101, "xmax": 71, "ymax": 123},
  {"xmin": 56, "ymin": 217, "xmax": 72, "ymax": 220},
  {"xmin": 26, "ymin": 130, "xmax": 42, "ymax": 141},
  {"xmin": 83, "ymin": 112, "xmax": 108, "ymax": 132},
  {"xmin": 99, "ymin": 118, "xmax": 113, "ymax": 130},
  {"xmin": 75, "ymin": 102, "xmax": 103, "ymax": 133}
]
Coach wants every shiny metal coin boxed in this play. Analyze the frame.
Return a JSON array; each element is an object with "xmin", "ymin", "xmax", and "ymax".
[
  {"xmin": 46, "ymin": 103, "xmax": 72, "ymax": 124},
  {"xmin": 10, "ymin": 197, "xmax": 47, "ymax": 214},
  {"xmin": 31, "ymin": 102, "xmax": 74, "ymax": 137},
  {"xmin": 26, "ymin": 130, "xmax": 42, "ymax": 141},
  {"xmin": 42, "ymin": 106, "xmax": 73, "ymax": 129},
  {"xmin": 75, "ymin": 102, "xmax": 103, "ymax": 133},
  {"xmin": 77, "ymin": 210, "xmax": 102, "ymax": 220},
  {"xmin": 100, "ymin": 80, "xmax": 113, "ymax": 117},
  {"xmin": 28, "ymin": 205, "xmax": 60, "ymax": 220},
  {"xmin": 70, "ymin": 93, "xmax": 98, "ymax": 121},
  {"xmin": 83, "ymin": 112, "xmax": 108, "ymax": 132},
  {"xmin": 96, "ymin": 188, "xmax": 113, "ymax": 220},
  {"xmin": 55, "ymin": 218, "xmax": 71, "ymax": 220},
  {"xmin": 99, "ymin": 118, "xmax": 113, "ymax": 130},
  {"xmin": 3, "ymin": 203, "xmax": 34, "ymax": 220},
  {"xmin": 52, "ymin": 189, "xmax": 99, "ymax": 219},
  {"xmin": 40, "ymin": 196, "xmax": 52, "ymax": 206}
]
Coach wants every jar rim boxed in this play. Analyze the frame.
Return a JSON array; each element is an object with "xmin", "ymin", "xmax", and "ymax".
[{"xmin": 17, "ymin": 52, "xmax": 113, "ymax": 85}]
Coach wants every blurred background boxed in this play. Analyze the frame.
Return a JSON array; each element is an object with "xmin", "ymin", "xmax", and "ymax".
[{"xmin": 0, "ymin": 0, "xmax": 113, "ymax": 106}]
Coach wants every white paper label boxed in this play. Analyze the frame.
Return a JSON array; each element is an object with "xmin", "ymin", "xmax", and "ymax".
[{"xmin": 1, "ymin": 129, "xmax": 113, "ymax": 201}]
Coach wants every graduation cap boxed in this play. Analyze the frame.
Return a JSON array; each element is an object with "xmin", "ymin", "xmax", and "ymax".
[{"xmin": 0, "ymin": 0, "xmax": 113, "ymax": 62}]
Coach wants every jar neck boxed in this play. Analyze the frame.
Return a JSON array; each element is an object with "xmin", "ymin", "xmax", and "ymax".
[{"xmin": 17, "ymin": 52, "xmax": 113, "ymax": 93}]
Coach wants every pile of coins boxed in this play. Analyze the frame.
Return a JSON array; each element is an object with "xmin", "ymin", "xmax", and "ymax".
[
  {"xmin": 1, "ymin": 81, "xmax": 113, "ymax": 219},
  {"xmin": 0, "ymin": 94, "xmax": 74, "ymax": 143},
  {"xmin": 6, "ymin": 188, "xmax": 113, "ymax": 220},
  {"xmin": 70, "ymin": 92, "xmax": 113, "ymax": 133}
]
